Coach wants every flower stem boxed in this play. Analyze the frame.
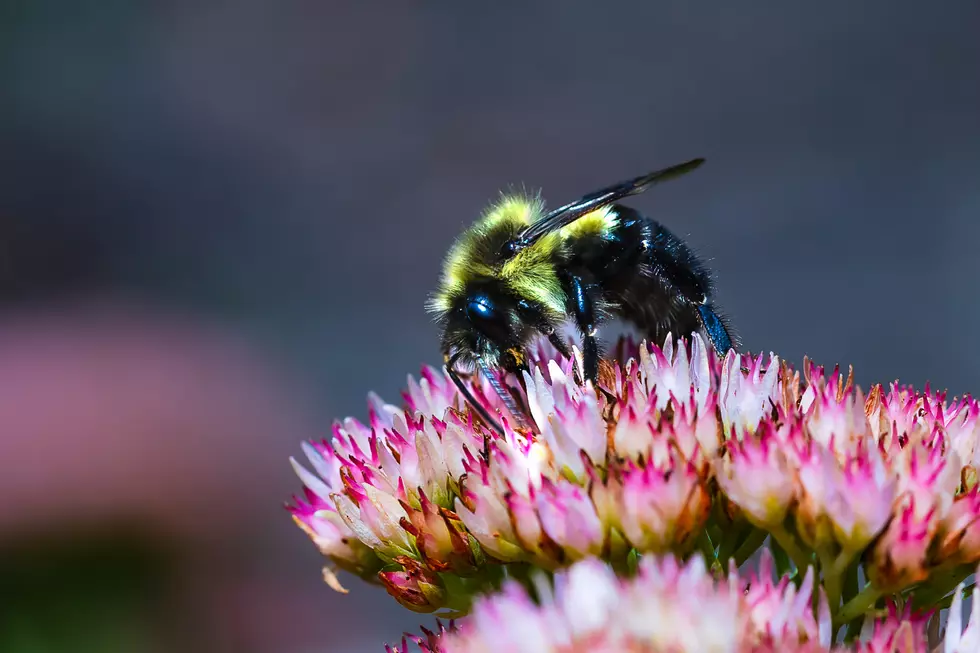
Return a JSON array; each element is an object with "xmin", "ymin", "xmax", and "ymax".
[
  {"xmin": 909, "ymin": 563, "xmax": 974, "ymax": 609},
  {"xmin": 843, "ymin": 614, "xmax": 865, "ymax": 643},
  {"xmin": 732, "ymin": 528, "xmax": 768, "ymax": 567},
  {"xmin": 932, "ymin": 581, "xmax": 977, "ymax": 610},
  {"xmin": 769, "ymin": 525, "xmax": 811, "ymax": 573},
  {"xmin": 707, "ymin": 522, "xmax": 726, "ymax": 549},
  {"xmin": 823, "ymin": 562, "xmax": 843, "ymax": 616},
  {"xmin": 821, "ymin": 550, "xmax": 859, "ymax": 635},
  {"xmin": 696, "ymin": 529, "xmax": 718, "ymax": 567},
  {"xmin": 770, "ymin": 537, "xmax": 795, "ymax": 578},
  {"xmin": 835, "ymin": 583, "xmax": 882, "ymax": 628},
  {"xmin": 715, "ymin": 521, "xmax": 751, "ymax": 565},
  {"xmin": 841, "ymin": 558, "xmax": 860, "ymax": 603},
  {"xmin": 837, "ymin": 559, "xmax": 866, "ymax": 641},
  {"xmin": 499, "ymin": 562, "xmax": 537, "ymax": 596},
  {"xmin": 440, "ymin": 574, "xmax": 478, "ymax": 614}
]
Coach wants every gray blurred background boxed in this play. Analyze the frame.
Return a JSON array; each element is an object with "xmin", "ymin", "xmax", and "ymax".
[{"xmin": 1, "ymin": 1, "xmax": 979, "ymax": 652}]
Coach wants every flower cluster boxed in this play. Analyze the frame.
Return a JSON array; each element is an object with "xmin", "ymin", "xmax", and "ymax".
[
  {"xmin": 386, "ymin": 555, "xmax": 979, "ymax": 653},
  {"xmin": 287, "ymin": 333, "xmax": 980, "ymax": 635}
]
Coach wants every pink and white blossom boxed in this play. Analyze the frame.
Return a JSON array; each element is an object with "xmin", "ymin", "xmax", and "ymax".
[{"xmin": 288, "ymin": 333, "xmax": 980, "ymax": 619}]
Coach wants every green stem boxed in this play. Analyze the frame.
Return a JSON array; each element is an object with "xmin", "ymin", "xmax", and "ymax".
[
  {"xmin": 838, "ymin": 559, "xmax": 865, "ymax": 641},
  {"xmin": 932, "ymin": 582, "xmax": 977, "ymax": 610},
  {"xmin": 440, "ymin": 574, "xmax": 481, "ymax": 614},
  {"xmin": 708, "ymin": 522, "xmax": 725, "ymax": 546},
  {"xmin": 835, "ymin": 584, "xmax": 883, "ymax": 628},
  {"xmin": 822, "ymin": 551, "xmax": 858, "ymax": 637},
  {"xmin": 696, "ymin": 529, "xmax": 718, "ymax": 567},
  {"xmin": 769, "ymin": 525, "xmax": 811, "ymax": 572},
  {"xmin": 823, "ymin": 560, "xmax": 843, "ymax": 617},
  {"xmin": 624, "ymin": 548, "xmax": 641, "ymax": 576},
  {"xmin": 841, "ymin": 558, "xmax": 860, "ymax": 604},
  {"xmin": 732, "ymin": 529, "xmax": 769, "ymax": 567},
  {"xmin": 498, "ymin": 562, "xmax": 537, "ymax": 596},
  {"xmin": 769, "ymin": 537, "xmax": 795, "ymax": 578},
  {"xmin": 715, "ymin": 521, "xmax": 751, "ymax": 565},
  {"xmin": 909, "ymin": 563, "xmax": 974, "ymax": 609},
  {"xmin": 843, "ymin": 614, "xmax": 866, "ymax": 643}
]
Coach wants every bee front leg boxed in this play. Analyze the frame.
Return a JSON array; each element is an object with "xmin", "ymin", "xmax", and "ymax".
[{"xmin": 445, "ymin": 353, "xmax": 503, "ymax": 462}]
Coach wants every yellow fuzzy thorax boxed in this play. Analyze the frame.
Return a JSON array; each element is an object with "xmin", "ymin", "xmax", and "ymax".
[{"xmin": 428, "ymin": 195, "xmax": 618, "ymax": 320}]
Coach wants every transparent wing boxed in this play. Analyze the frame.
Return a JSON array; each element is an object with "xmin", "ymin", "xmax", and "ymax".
[{"xmin": 515, "ymin": 157, "xmax": 705, "ymax": 247}]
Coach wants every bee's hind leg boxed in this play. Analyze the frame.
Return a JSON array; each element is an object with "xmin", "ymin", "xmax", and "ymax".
[
  {"xmin": 695, "ymin": 304, "xmax": 734, "ymax": 356},
  {"xmin": 694, "ymin": 304, "xmax": 759, "ymax": 375}
]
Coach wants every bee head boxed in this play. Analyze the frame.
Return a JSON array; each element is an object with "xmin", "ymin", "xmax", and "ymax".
[
  {"xmin": 436, "ymin": 283, "xmax": 544, "ymax": 372},
  {"xmin": 428, "ymin": 193, "xmax": 565, "ymax": 371},
  {"xmin": 464, "ymin": 293, "xmax": 511, "ymax": 345}
]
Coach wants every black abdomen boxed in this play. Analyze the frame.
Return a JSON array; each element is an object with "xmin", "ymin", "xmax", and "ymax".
[{"xmin": 563, "ymin": 205, "xmax": 732, "ymax": 353}]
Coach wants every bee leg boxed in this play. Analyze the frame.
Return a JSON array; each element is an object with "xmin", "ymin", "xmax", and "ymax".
[
  {"xmin": 695, "ymin": 304, "xmax": 734, "ymax": 355},
  {"xmin": 578, "ymin": 332, "xmax": 619, "ymax": 407},
  {"xmin": 646, "ymin": 256, "xmax": 735, "ymax": 357},
  {"xmin": 568, "ymin": 276, "xmax": 600, "ymax": 385},
  {"xmin": 582, "ymin": 330, "xmax": 599, "ymax": 385},
  {"xmin": 688, "ymin": 306, "xmax": 755, "ymax": 374},
  {"xmin": 547, "ymin": 330, "xmax": 573, "ymax": 360},
  {"xmin": 445, "ymin": 354, "xmax": 502, "ymax": 463}
]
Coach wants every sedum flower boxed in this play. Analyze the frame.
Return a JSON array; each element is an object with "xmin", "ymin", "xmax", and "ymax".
[
  {"xmin": 288, "ymin": 331, "xmax": 980, "ymax": 621},
  {"xmin": 852, "ymin": 603, "xmax": 932, "ymax": 653},
  {"xmin": 524, "ymin": 360, "xmax": 606, "ymax": 482},
  {"xmin": 390, "ymin": 557, "xmax": 980, "ymax": 653},
  {"xmin": 945, "ymin": 581, "xmax": 980, "ymax": 653},
  {"xmin": 400, "ymin": 489, "xmax": 480, "ymax": 574},
  {"xmin": 287, "ymin": 441, "xmax": 383, "ymax": 587},
  {"xmin": 718, "ymin": 348, "xmax": 780, "ymax": 438},
  {"xmin": 413, "ymin": 556, "xmax": 746, "ymax": 653},
  {"xmin": 379, "ymin": 555, "xmax": 448, "ymax": 613},
  {"xmin": 739, "ymin": 549, "xmax": 831, "ymax": 648},
  {"xmin": 794, "ymin": 436, "xmax": 896, "ymax": 555},
  {"xmin": 393, "ymin": 554, "xmax": 828, "ymax": 653},
  {"xmin": 938, "ymin": 487, "xmax": 980, "ymax": 563},
  {"xmin": 614, "ymin": 451, "xmax": 711, "ymax": 553},
  {"xmin": 716, "ymin": 422, "xmax": 796, "ymax": 528}
]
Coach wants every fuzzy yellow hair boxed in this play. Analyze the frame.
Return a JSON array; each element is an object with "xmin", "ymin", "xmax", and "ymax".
[{"xmin": 428, "ymin": 194, "xmax": 617, "ymax": 321}]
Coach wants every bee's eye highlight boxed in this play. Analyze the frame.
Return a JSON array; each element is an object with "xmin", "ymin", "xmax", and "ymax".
[
  {"xmin": 465, "ymin": 295, "xmax": 510, "ymax": 342},
  {"xmin": 466, "ymin": 297, "xmax": 495, "ymax": 320}
]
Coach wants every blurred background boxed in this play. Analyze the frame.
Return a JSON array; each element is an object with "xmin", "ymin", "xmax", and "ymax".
[{"xmin": 1, "ymin": 1, "xmax": 979, "ymax": 651}]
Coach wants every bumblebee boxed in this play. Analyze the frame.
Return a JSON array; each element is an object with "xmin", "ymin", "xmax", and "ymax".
[{"xmin": 427, "ymin": 158, "xmax": 735, "ymax": 438}]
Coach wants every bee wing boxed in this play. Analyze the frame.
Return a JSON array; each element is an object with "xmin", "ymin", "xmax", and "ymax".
[{"xmin": 516, "ymin": 158, "xmax": 705, "ymax": 246}]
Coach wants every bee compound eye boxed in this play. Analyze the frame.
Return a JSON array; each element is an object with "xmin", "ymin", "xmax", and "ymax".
[
  {"xmin": 466, "ymin": 297, "xmax": 496, "ymax": 321},
  {"xmin": 465, "ymin": 295, "xmax": 511, "ymax": 343}
]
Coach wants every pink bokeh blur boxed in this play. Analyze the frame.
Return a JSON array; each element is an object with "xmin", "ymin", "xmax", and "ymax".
[{"xmin": 0, "ymin": 300, "xmax": 310, "ymax": 540}]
